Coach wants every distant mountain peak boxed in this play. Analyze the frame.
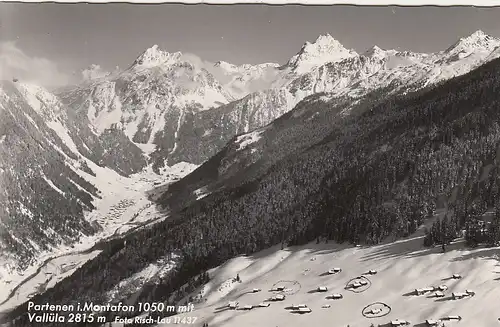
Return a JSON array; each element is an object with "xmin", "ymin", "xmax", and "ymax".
[
  {"xmin": 471, "ymin": 29, "xmax": 487, "ymax": 37},
  {"xmin": 313, "ymin": 33, "xmax": 341, "ymax": 44},
  {"xmin": 445, "ymin": 30, "xmax": 500, "ymax": 54},
  {"xmin": 133, "ymin": 44, "xmax": 182, "ymax": 67},
  {"xmin": 363, "ymin": 45, "xmax": 402, "ymax": 59},
  {"xmin": 302, "ymin": 33, "xmax": 350, "ymax": 55},
  {"xmin": 286, "ymin": 33, "xmax": 358, "ymax": 72},
  {"xmin": 460, "ymin": 30, "xmax": 497, "ymax": 44}
]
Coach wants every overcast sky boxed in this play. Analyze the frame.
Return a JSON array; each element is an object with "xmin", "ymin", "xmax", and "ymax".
[{"xmin": 1, "ymin": 4, "xmax": 500, "ymax": 87}]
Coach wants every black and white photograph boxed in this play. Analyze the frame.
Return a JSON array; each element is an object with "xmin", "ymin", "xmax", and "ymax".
[{"xmin": 1, "ymin": 1, "xmax": 500, "ymax": 326}]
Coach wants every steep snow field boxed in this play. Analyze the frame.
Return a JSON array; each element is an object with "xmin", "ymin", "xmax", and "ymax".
[{"xmin": 165, "ymin": 236, "xmax": 500, "ymax": 327}]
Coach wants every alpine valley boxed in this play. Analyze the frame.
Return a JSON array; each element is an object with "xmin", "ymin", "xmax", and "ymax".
[{"xmin": 2, "ymin": 30, "xmax": 500, "ymax": 327}]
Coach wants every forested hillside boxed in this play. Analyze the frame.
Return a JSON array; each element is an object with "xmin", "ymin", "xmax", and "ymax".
[{"xmin": 6, "ymin": 57, "xmax": 500, "ymax": 327}]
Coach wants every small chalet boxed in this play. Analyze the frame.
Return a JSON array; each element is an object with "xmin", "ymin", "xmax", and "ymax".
[
  {"xmin": 328, "ymin": 268, "xmax": 342, "ymax": 274},
  {"xmin": 228, "ymin": 301, "xmax": 239, "ymax": 309},
  {"xmin": 390, "ymin": 319, "xmax": 410, "ymax": 326},
  {"xmin": 329, "ymin": 293, "xmax": 343, "ymax": 299},
  {"xmin": 317, "ymin": 286, "xmax": 328, "ymax": 292}
]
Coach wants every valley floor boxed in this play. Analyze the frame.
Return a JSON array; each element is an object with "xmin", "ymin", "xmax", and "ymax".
[{"xmin": 163, "ymin": 236, "xmax": 500, "ymax": 327}]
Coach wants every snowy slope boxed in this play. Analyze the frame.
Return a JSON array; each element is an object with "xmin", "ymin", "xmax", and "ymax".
[
  {"xmin": 0, "ymin": 81, "xmax": 101, "ymax": 276},
  {"xmin": 209, "ymin": 61, "xmax": 281, "ymax": 99},
  {"xmin": 14, "ymin": 83, "xmax": 80, "ymax": 155},
  {"xmin": 152, "ymin": 237, "xmax": 500, "ymax": 327}
]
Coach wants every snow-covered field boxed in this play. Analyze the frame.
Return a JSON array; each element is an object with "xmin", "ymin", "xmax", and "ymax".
[
  {"xmin": 164, "ymin": 236, "xmax": 500, "ymax": 327},
  {"xmin": 0, "ymin": 159, "xmax": 197, "ymax": 313}
]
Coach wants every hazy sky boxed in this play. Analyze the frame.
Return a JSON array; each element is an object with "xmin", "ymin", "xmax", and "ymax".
[{"xmin": 1, "ymin": 4, "xmax": 500, "ymax": 87}]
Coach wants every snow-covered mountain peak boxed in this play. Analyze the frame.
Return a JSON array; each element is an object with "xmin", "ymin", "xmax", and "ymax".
[
  {"xmin": 445, "ymin": 30, "xmax": 500, "ymax": 54},
  {"xmin": 286, "ymin": 34, "xmax": 358, "ymax": 73},
  {"xmin": 368, "ymin": 45, "xmax": 383, "ymax": 52},
  {"xmin": 312, "ymin": 33, "xmax": 343, "ymax": 47},
  {"xmin": 470, "ymin": 29, "xmax": 487, "ymax": 38},
  {"xmin": 55, "ymin": 30, "xmax": 500, "ymax": 171},
  {"xmin": 363, "ymin": 45, "xmax": 388, "ymax": 58},
  {"xmin": 133, "ymin": 44, "xmax": 182, "ymax": 67}
]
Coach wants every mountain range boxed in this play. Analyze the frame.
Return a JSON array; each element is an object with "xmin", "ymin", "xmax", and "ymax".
[
  {"xmin": 58, "ymin": 30, "xmax": 500, "ymax": 171},
  {"xmin": 2, "ymin": 29, "xmax": 500, "ymax": 326}
]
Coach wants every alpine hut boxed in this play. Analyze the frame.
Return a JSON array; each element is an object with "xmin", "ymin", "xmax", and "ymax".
[
  {"xmin": 328, "ymin": 268, "xmax": 342, "ymax": 274},
  {"xmin": 297, "ymin": 307, "xmax": 312, "ymax": 313},
  {"xmin": 390, "ymin": 319, "xmax": 411, "ymax": 326}
]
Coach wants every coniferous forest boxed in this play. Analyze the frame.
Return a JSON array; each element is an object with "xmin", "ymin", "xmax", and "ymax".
[{"xmin": 6, "ymin": 57, "xmax": 500, "ymax": 327}]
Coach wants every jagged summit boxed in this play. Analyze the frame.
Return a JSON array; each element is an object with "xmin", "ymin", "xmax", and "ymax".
[
  {"xmin": 133, "ymin": 44, "xmax": 182, "ymax": 67},
  {"xmin": 445, "ymin": 30, "xmax": 500, "ymax": 54},
  {"xmin": 286, "ymin": 33, "xmax": 358, "ymax": 72},
  {"xmin": 312, "ymin": 33, "xmax": 342, "ymax": 45}
]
